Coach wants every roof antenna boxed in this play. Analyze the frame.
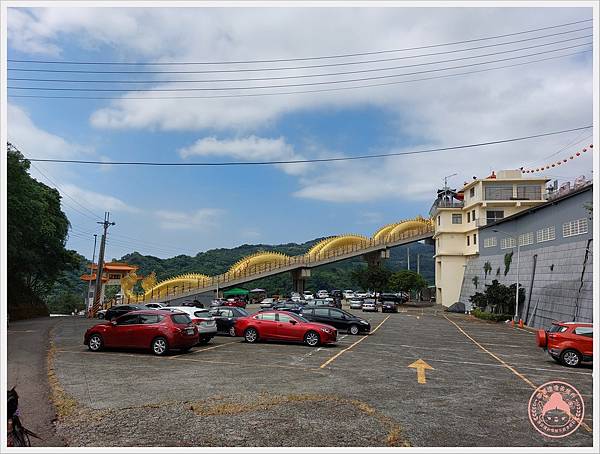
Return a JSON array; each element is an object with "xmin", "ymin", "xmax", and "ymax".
[{"xmin": 443, "ymin": 173, "xmax": 457, "ymax": 190}]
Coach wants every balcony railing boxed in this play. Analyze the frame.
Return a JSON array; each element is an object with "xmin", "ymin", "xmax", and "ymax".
[{"xmin": 429, "ymin": 199, "xmax": 464, "ymax": 216}]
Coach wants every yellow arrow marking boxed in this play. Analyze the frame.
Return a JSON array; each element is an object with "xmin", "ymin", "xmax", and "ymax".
[{"xmin": 408, "ymin": 358, "xmax": 434, "ymax": 384}]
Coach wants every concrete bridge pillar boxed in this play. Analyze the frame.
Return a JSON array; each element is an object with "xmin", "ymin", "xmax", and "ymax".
[
  {"xmin": 364, "ymin": 249, "xmax": 390, "ymax": 268},
  {"xmin": 291, "ymin": 268, "xmax": 311, "ymax": 293}
]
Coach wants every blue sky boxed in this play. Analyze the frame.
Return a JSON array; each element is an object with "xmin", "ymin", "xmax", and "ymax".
[{"xmin": 6, "ymin": 6, "xmax": 594, "ymax": 259}]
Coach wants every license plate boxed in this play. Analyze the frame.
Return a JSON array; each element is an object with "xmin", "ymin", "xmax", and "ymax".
[{"xmin": 186, "ymin": 328, "xmax": 194, "ymax": 335}]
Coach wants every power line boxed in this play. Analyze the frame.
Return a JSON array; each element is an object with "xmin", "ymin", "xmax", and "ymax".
[
  {"xmin": 28, "ymin": 161, "xmax": 104, "ymax": 221},
  {"xmin": 8, "ymin": 33, "xmax": 591, "ymax": 85},
  {"xmin": 8, "ymin": 42, "xmax": 592, "ymax": 93},
  {"xmin": 9, "ymin": 49, "xmax": 590, "ymax": 101},
  {"xmin": 7, "ymin": 27, "xmax": 591, "ymax": 75},
  {"xmin": 22, "ymin": 125, "xmax": 593, "ymax": 167},
  {"xmin": 7, "ymin": 18, "xmax": 591, "ymax": 66},
  {"xmin": 521, "ymin": 132, "xmax": 593, "ymax": 167}
]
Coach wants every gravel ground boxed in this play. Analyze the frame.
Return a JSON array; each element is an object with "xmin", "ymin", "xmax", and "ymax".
[{"xmin": 57, "ymin": 392, "xmax": 405, "ymax": 447}]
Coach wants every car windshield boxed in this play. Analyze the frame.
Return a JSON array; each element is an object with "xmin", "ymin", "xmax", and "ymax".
[
  {"xmin": 548, "ymin": 324, "xmax": 568, "ymax": 333},
  {"xmin": 237, "ymin": 308, "xmax": 249, "ymax": 316},
  {"xmin": 171, "ymin": 314, "xmax": 192, "ymax": 325},
  {"xmin": 294, "ymin": 314, "xmax": 309, "ymax": 323}
]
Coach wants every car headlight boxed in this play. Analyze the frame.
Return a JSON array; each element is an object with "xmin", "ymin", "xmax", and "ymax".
[
  {"xmin": 360, "ymin": 320, "xmax": 368, "ymax": 324},
  {"xmin": 320, "ymin": 328, "xmax": 332, "ymax": 334}
]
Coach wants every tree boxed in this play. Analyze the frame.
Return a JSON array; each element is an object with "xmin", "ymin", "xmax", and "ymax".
[
  {"xmin": 351, "ymin": 265, "xmax": 391, "ymax": 294},
  {"xmin": 468, "ymin": 279, "xmax": 525, "ymax": 315},
  {"xmin": 7, "ymin": 144, "xmax": 79, "ymax": 312},
  {"xmin": 388, "ymin": 269, "xmax": 428, "ymax": 295}
]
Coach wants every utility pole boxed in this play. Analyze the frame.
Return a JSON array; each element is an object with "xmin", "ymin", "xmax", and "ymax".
[
  {"xmin": 407, "ymin": 247, "xmax": 410, "ymax": 270},
  {"xmin": 87, "ymin": 234, "xmax": 98, "ymax": 313},
  {"xmin": 92, "ymin": 212, "xmax": 115, "ymax": 316},
  {"xmin": 417, "ymin": 253, "xmax": 420, "ymax": 275}
]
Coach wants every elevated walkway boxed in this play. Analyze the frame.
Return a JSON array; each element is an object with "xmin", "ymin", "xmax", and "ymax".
[{"xmin": 130, "ymin": 226, "xmax": 434, "ymax": 305}]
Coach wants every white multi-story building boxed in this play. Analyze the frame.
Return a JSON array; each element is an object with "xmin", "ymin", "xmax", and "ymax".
[{"xmin": 430, "ymin": 170, "xmax": 549, "ymax": 307}]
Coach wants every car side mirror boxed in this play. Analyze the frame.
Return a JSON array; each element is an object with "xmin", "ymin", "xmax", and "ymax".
[{"xmin": 290, "ymin": 320, "xmax": 297, "ymax": 325}]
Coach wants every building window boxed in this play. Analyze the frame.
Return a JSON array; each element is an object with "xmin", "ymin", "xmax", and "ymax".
[
  {"xmin": 563, "ymin": 218, "xmax": 588, "ymax": 237},
  {"xmin": 483, "ymin": 237, "xmax": 497, "ymax": 248},
  {"xmin": 536, "ymin": 226, "xmax": 555, "ymax": 242},
  {"xmin": 437, "ymin": 215, "xmax": 441, "ymax": 226},
  {"xmin": 471, "ymin": 210, "xmax": 476, "ymax": 222},
  {"xmin": 518, "ymin": 232, "xmax": 534, "ymax": 246},
  {"xmin": 473, "ymin": 233, "xmax": 477, "ymax": 245},
  {"xmin": 516, "ymin": 185, "xmax": 542, "ymax": 200},
  {"xmin": 452, "ymin": 214, "xmax": 462, "ymax": 224},
  {"xmin": 467, "ymin": 212, "xmax": 471, "ymax": 223},
  {"xmin": 485, "ymin": 185, "xmax": 513, "ymax": 200},
  {"xmin": 500, "ymin": 237, "xmax": 516, "ymax": 249},
  {"xmin": 470, "ymin": 187, "xmax": 475, "ymax": 198},
  {"xmin": 486, "ymin": 210, "xmax": 504, "ymax": 224},
  {"xmin": 467, "ymin": 236, "xmax": 470, "ymax": 246}
]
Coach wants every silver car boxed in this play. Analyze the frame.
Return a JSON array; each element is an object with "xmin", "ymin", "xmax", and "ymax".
[
  {"xmin": 348, "ymin": 299, "xmax": 363, "ymax": 310},
  {"xmin": 362, "ymin": 301, "xmax": 378, "ymax": 312}
]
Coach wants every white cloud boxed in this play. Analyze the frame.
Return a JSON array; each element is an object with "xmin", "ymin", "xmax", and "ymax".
[
  {"xmin": 7, "ymin": 103, "xmax": 92, "ymax": 160},
  {"xmin": 155, "ymin": 208, "xmax": 224, "ymax": 230},
  {"xmin": 8, "ymin": 7, "xmax": 593, "ymax": 203},
  {"xmin": 178, "ymin": 135, "xmax": 307, "ymax": 175},
  {"xmin": 60, "ymin": 183, "xmax": 138, "ymax": 213}
]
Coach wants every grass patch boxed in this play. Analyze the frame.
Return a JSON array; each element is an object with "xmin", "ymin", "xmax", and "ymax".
[
  {"xmin": 191, "ymin": 393, "xmax": 410, "ymax": 447},
  {"xmin": 47, "ymin": 334, "xmax": 78, "ymax": 418}
]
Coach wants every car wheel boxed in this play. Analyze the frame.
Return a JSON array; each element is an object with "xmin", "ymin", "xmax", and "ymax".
[
  {"xmin": 151, "ymin": 337, "xmax": 169, "ymax": 356},
  {"xmin": 88, "ymin": 334, "xmax": 103, "ymax": 352},
  {"xmin": 97, "ymin": 313, "xmax": 104, "ymax": 320},
  {"xmin": 349, "ymin": 324, "xmax": 360, "ymax": 335},
  {"xmin": 304, "ymin": 330, "xmax": 320, "ymax": 347},
  {"xmin": 244, "ymin": 327, "xmax": 258, "ymax": 343},
  {"xmin": 229, "ymin": 326, "xmax": 236, "ymax": 337},
  {"xmin": 560, "ymin": 349, "xmax": 582, "ymax": 367},
  {"xmin": 197, "ymin": 336, "xmax": 211, "ymax": 345}
]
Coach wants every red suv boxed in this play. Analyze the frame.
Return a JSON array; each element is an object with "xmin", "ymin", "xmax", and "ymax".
[
  {"xmin": 234, "ymin": 310, "xmax": 337, "ymax": 347},
  {"xmin": 537, "ymin": 322, "xmax": 593, "ymax": 367},
  {"xmin": 84, "ymin": 310, "xmax": 199, "ymax": 356}
]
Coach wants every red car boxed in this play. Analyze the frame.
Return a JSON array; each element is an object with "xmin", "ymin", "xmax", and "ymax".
[
  {"xmin": 84, "ymin": 310, "xmax": 199, "ymax": 356},
  {"xmin": 223, "ymin": 298, "xmax": 247, "ymax": 308},
  {"xmin": 234, "ymin": 310, "xmax": 337, "ymax": 347},
  {"xmin": 537, "ymin": 321, "xmax": 593, "ymax": 367}
]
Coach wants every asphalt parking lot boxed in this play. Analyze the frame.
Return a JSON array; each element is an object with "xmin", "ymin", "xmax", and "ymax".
[{"xmin": 44, "ymin": 305, "xmax": 593, "ymax": 447}]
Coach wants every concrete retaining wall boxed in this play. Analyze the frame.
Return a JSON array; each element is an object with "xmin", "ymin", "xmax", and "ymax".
[{"xmin": 459, "ymin": 239, "xmax": 593, "ymax": 329}]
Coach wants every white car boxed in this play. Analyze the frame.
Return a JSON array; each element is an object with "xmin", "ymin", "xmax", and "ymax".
[
  {"xmin": 342, "ymin": 290, "xmax": 355, "ymax": 299},
  {"xmin": 348, "ymin": 299, "xmax": 363, "ymax": 309},
  {"xmin": 260, "ymin": 298, "xmax": 276, "ymax": 308},
  {"xmin": 96, "ymin": 309, "xmax": 107, "ymax": 319},
  {"xmin": 316, "ymin": 290, "xmax": 329, "ymax": 298},
  {"xmin": 362, "ymin": 301, "xmax": 378, "ymax": 312},
  {"xmin": 169, "ymin": 306, "xmax": 217, "ymax": 344},
  {"xmin": 355, "ymin": 292, "xmax": 369, "ymax": 298},
  {"xmin": 303, "ymin": 291, "xmax": 314, "ymax": 300},
  {"xmin": 145, "ymin": 303, "xmax": 166, "ymax": 310},
  {"xmin": 290, "ymin": 292, "xmax": 302, "ymax": 302}
]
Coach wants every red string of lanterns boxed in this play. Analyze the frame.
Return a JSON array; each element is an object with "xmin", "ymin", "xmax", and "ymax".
[{"xmin": 520, "ymin": 144, "xmax": 593, "ymax": 174}]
